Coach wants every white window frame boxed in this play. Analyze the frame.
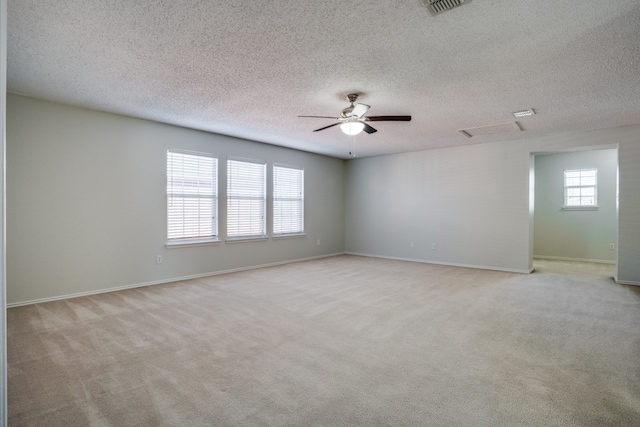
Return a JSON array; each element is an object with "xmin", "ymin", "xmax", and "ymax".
[
  {"xmin": 563, "ymin": 168, "xmax": 598, "ymax": 210},
  {"xmin": 226, "ymin": 157, "xmax": 267, "ymax": 240},
  {"xmin": 273, "ymin": 164, "xmax": 304, "ymax": 236},
  {"xmin": 166, "ymin": 149, "xmax": 219, "ymax": 246}
]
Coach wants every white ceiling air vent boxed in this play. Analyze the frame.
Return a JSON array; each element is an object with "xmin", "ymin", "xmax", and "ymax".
[{"xmin": 424, "ymin": 0, "xmax": 469, "ymax": 16}]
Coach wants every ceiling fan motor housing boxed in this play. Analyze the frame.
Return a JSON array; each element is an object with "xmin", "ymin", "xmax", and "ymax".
[
  {"xmin": 342, "ymin": 107, "xmax": 354, "ymax": 118},
  {"xmin": 342, "ymin": 93, "xmax": 360, "ymax": 118}
]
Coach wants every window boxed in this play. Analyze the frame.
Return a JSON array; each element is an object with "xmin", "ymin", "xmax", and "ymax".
[
  {"xmin": 167, "ymin": 150, "xmax": 218, "ymax": 242},
  {"xmin": 227, "ymin": 158, "xmax": 266, "ymax": 238},
  {"xmin": 564, "ymin": 168, "xmax": 597, "ymax": 207},
  {"xmin": 273, "ymin": 165, "xmax": 304, "ymax": 235}
]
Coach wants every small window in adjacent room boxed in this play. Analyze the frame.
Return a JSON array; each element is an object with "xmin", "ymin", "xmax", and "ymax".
[
  {"xmin": 167, "ymin": 150, "xmax": 218, "ymax": 244},
  {"xmin": 273, "ymin": 164, "xmax": 304, "ymax": 236},
  {"xmin": 564, "ymin": 168, "xmax": 597, "ymax": 208},
  {"xmin": 227, "ymin": 158, "xmax": 266, "ymax": 239}
]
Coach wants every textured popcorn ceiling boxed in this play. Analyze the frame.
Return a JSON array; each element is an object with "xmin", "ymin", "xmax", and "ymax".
[{"xmin": 7, "ymin": 0, "xmax": 640, "ymax": 158}]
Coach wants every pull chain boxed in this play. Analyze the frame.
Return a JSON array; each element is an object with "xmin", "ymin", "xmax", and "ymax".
[{"xmin": 348, "ymin": 134, "xmax": 356, "ymax": 158}]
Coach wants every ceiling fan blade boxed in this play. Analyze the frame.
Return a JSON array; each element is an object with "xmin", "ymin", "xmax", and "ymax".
[
  {"xmin": 365, "ymin": 115, "xmax": 412, "ymax": 121},
  {"xmin": 298, "ymin": 115, "xmax": 340, "ymax": 119},
  {"xmin": 351, "ymin": 103, "xmax": 370, "ymax": 118},
  {"xmin": 363, "ymin": 123, "xmax": 377, "ymax": 134},
  {"xmin": 313, "ymin": 122, "xmax": 341, "ymax": 132}
]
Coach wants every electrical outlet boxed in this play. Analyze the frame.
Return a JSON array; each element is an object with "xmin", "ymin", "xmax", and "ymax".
[
  {"xmin": 316, "ymin": 239, "xmax": 321, "ymax": 246},
  {"xmin": 156, "ymin": 255, "xmax": 162, "ymax": 264},
  {"xmin": 410, "ymin": 241, "xmax": 415, "ymax": 248},
  {"xmin": 609, "ymin": 243, "xmax": 615, "ymax": 250},
  {"xmin": 432, "ymin": 243, "xmax": 437, "ymax": 250}
]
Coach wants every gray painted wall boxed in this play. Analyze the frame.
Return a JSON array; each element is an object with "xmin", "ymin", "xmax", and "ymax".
[
  {"xmin": 6, "ymin": 94, "xmax": 345, "ymax": 304},
  {"xmin": 1, "ymin": 0, "xmax": 8, "ymax": 422},
  {"xmin": 345, "ymin": 142, "xmax": 532, "ymax": 273},
  {"xmin": 345, "ymin": 126, "xmax": 640, "ymax": 284},
  {"xmin": 534, "ymin": 149, "xmax": 617, "ymax": 262}
]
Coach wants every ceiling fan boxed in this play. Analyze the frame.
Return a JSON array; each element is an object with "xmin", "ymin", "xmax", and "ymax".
[{"xmin": 299, "ymin": 93, "xmax": 411, "ymax": 135}]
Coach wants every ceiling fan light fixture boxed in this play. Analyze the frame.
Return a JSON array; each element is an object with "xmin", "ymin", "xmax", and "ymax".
[
  {"xmin": 340, "ymin": 121, "xmax": 365, "ymax": 136},
  {"xmin": 300, "ymin": 93, "xmax": 409, "ymax": 135}
]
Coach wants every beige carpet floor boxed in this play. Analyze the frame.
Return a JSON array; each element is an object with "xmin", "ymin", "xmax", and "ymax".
[
  {"xmin": 533, "ymin": 258, "xmax": 616, "ymax": 277},
  {"xmin": 8, "ymin": 255, "xmax": 640, "ymax": 426}
]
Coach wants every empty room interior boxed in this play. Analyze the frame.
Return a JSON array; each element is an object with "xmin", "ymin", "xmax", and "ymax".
[{"xmin": 2, "ymin": 0, "xmax": 640, "ymax": 426}]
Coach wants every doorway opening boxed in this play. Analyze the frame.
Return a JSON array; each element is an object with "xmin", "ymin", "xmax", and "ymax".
[{"xmin": 530, "ymin": 145, "xmax": 619, "ymax": 279}]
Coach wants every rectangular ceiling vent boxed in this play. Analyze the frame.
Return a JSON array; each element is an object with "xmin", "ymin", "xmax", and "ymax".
[{"xmin": 425, "ymin": 0, "xmax": 468, "ymax": 15}]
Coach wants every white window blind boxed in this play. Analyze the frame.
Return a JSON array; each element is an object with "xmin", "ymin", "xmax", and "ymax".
[
  {"xmin": 227, "ymin": 158, "xmax": 266, "ymax": 238},
  {"xmin": 167, "ymin": 150, "xmax": 217, "ymax": 241},
  {"xmin": 273, "ymin": 165, "xmax": 304, "ymax": 235},
  {"xmin": 564, "ymin": 168, "xmax": 597, "ymax": 207}
]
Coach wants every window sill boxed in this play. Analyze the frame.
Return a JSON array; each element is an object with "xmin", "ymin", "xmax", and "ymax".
[
  {"xmin": 272, "ymin": 233, "xmax": 306, "ymax": 240},
  {"xmin": 225, "ymin": 236, "xmax": 269, "ymax": 244},
  {"xmin": 561, "ymin": 206, "xmax": 599, "ymax": 211},
  {"xmin": 165, "ymin": 238, "xmax": 221, "ymax": 248}
]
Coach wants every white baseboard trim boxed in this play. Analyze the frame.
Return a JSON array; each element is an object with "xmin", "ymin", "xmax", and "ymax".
[
  {"xmin": 533, "ymin": 255, "xmax": 615, "ymax": 264},
  {"xmin": 614, "ymin": 278, "xmax": 640, "ymax": 286},
  {"xmin": 7, "ymin": 252, "xmax": 346, "ymax": 308},
  {"xmin": 345, "ymin": 252, "xmax": 534, "ymax": 274}
]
